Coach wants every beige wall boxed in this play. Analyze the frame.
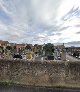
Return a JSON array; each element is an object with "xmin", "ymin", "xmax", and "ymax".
[{"xmin": 0, "ymin": 60, "xmax": 80, "ymax": 88}]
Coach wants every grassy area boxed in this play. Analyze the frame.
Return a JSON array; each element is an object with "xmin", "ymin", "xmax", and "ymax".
[
  {"xmin": 0, "ymin": 80, "xmax": 16, "ymax": 86},
  {"xmin": 0, "ymin": 81, "xmax": 80, "ymax": 90}
]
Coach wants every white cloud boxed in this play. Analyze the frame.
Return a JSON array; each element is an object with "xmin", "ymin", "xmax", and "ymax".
[
  {"xmin": 57, "ymin": 0, "xmax": 80, "ymax": 19},
  {"xmin": 0, "ymin": 0, "xmax": 79, "ymax": 45}
]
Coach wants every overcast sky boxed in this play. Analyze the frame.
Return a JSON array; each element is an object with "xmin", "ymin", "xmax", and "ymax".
[{"xmin": 0, "ymin": 0, "xmax": 80, "ymax": 46}]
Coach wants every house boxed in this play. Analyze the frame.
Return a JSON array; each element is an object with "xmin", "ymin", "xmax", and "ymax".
[
  {"xmin": 0, "ymin": 40, "xmax": 9, "ymax": 46},
  {"xmin": 54, "ymin": 44, "xmax": 65, "ymax": 50},
  {"xmin": 16, "ymin": 44, "xmax": 25, "ymax": 53},
  {"xmin": 65, "ymin": 47, "xmax": 80, "ymax": 53}
]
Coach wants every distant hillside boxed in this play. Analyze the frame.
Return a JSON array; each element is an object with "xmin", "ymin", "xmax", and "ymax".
[{"xmin": 54, "ymin": 41, "xmax": 80, "ymax": 47}]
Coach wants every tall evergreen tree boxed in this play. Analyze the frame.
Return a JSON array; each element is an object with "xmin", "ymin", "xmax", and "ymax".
[{"xmin": 43, "ymin": 43, "xmax": 54, "ymax": 56}]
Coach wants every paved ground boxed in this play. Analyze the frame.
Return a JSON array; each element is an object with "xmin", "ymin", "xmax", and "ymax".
[
  {"xmin": 0, "ymin": 85, "xmax": 80, "ymax": 92},
  {"xmin": 66, "ymin": 54, "xmax": 80, "ymax": 62}
]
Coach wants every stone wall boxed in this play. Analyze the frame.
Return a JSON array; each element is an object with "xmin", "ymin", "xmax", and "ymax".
[{"xmin": 0, "ymin": 60, "xmax": 80, "ymax": 88}]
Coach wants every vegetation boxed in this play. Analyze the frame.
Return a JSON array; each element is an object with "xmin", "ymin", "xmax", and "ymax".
[
  {"xmin": 25, "ymin": 45, "xmax": 32, "ymax": 51},
  {"xmin": 43, "ymin": 43, "xmax": 54, "ymax": 56},
  {"xmin": 6, "ymin": 46, "xmax": 12, "ymax": 50},
  {"xmin": 0, "ymin": 46, "xmax": 4, "ymax": 53},
  {"xmin": 0, "ymin": 80, "xmax": 15, "ymax": 86}
]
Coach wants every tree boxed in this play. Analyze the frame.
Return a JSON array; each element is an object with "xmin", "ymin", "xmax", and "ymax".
[
  {"xmin": 6, "ymin": 46, "xmax": 12, "ymax": 50},
  {"xmin": 25, "ymin": 45, "xmax": 32, "ymax": 51},
  {"xmin": 0, "ymin": 46, "xmax": 3, "ymax": 53},
  {"xmin": 43, "ymin": 43, "xmax": 54, "ymax": 56}
]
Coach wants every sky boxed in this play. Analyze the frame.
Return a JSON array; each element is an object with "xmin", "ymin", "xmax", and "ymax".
[{"xmin": 0, "ymin": 0, "xmax": 80, "ymax": 46}]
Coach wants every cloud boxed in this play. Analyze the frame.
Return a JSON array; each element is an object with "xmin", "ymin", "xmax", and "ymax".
[
  {"xmin": 0, "ymin": 0, "xmax": 80, "ymax": 45},
  {"xmin": 75, "ymin": 25, "xmax": 80, "ymax": 27},
  {"xmin": 65, "ymin": 41, "xmax": 80, "ymax": 47},
  {"xmin": 76, "ymin": 31, "xmax": 80, "ymax": 34}
]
